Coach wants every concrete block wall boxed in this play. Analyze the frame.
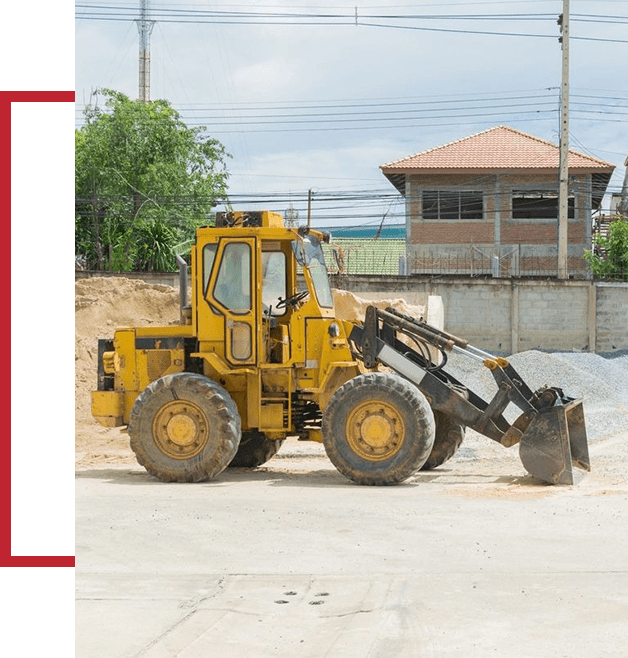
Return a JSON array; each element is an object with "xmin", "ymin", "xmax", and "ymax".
[
  {"xmin": 516, "ymin": 283, "xmax": 590, "ymax": 352},
  {"xmin": 596, "ymin": 283, "xmax": 628, "ymax": 352},
  {"xmin": 433, "ymin": 281, "xmax": 513, "ymax": 352},
  {"xmin": 330, "ymin": 275, "xmax": 628, "ymax": 355}
]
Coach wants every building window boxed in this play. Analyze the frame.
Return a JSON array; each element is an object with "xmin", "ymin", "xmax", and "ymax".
[
  {"xmin": 512, "ymin": 191, "xmax": 574, "ymax": 219},
  {"xmin": 422, "ymin": 191, "xmax": 483, "ymax": 220}
]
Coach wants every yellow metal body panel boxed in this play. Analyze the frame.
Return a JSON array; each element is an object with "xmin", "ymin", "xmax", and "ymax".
[
  {"xmin": 133, "ymin": 325, "xmax": 196, "ymax": 338},
  {"xmin": 307, "ymin": 429, "xmax": 324, "ymax": 443},
  {"xmin": 113, "ymin": 329, "xmax": 138, "ymax": 394},
  {"xmin": 94, "ymin": 326, "xmax": 197, "ymax": 425},
  {"xmin": 259, "ymin": 403, "xmax": 284, "ymax": 430},
  {"xmin": 91, "ymin": 391, "xmax": 124, "ymax": 427}
]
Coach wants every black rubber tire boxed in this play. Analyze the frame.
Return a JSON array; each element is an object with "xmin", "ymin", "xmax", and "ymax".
[
  {"xmin": 322, "ymin": 372, "xmax": 435, "ymax": 485},
  {"xmin": 228, "ymin": 430, "xmax": 285, "ymax": 468},
  {"xmin": 420, "ymin": 410, "xmax": 466, "ymax": 471},
  {"xmin": 128, "ymin": 373, "xmax": 241, "ymax": 482}
]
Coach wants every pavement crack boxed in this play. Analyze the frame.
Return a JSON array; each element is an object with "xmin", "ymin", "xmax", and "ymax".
[
  {"xmin": 178, "ymin": 576, "xmax": 227, "ymax": 610},
  {"xmin": 132, "ymin": 577, "xmax": 227, "ymax": 657},
  {"xmin": 132, "ymin": 607, "xmax": 199, "ymax": 658}
]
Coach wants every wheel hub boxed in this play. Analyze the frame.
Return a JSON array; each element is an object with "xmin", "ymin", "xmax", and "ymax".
[
  {"xmin": 153, "ymin": 400, "xmax": 209, "ymax": 460},
  {"xmin": 346, "ymin": 400, "xmax": 405, "ymax": 462}
]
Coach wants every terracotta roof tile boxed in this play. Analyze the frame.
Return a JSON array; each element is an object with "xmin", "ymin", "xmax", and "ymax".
[{"xmin": 380, "ymin": 126, "xmax": 615, "ymax": 172}]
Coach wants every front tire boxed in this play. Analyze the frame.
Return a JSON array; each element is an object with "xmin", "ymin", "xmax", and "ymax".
[
  {"xmin": 322, "ymin": 372, "xmax": 435, "ymax": 485},
  {"xmin": 128, "ymin": 373, "xmax": 241, "ymax": 482}
]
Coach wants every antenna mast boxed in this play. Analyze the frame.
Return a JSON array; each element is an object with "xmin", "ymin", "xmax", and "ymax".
[{"xmin": 137, "ymin": 0, "xmax": 155, "ymax": 103}]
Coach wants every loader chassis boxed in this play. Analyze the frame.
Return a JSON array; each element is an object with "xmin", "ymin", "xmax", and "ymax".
[{"xmin": 92, "ymin": 210, "xmax": 590, "ymax": 486}]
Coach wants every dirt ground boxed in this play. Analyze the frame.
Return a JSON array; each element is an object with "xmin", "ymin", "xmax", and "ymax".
[{"xmin": 75, "ymin": 278, "xmax": 628, "ymax": 657}]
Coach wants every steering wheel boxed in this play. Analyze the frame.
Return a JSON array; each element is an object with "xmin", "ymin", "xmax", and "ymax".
[{"xmin": 276, "ymin": 290, "xmax": 309, "ymax": 309}]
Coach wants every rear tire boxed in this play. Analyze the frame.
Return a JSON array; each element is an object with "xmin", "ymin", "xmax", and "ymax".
[
  {"xmin": 322, "ymin": 372, "xmax": 435, "ymax": 485},
  {"xmin": 420, "ymin": 411, "xmax": 466, "ymax": 470},
  {"xmin": 128, "ymin": 373, "xmax": 241, "ymax": 482},
  {"xmin": 228, "ymin": 431, "xmax": 284, "ymax": 468}
]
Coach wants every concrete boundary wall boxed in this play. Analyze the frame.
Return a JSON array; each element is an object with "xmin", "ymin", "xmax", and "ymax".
[
  {"xmin": 329, "ymin": 275, "xmax": 628, "ymax": 354},
  {"xmin": 76, "ymin": 271, "xmax": 627, "ymax": 354}
]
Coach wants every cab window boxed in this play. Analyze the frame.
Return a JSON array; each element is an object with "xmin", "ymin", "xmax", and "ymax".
[
  {"xmin": 262, "ymin": 251, "xmax": 287, "ymax": 316},
  {"xmin": 214, "ymin": 243, "xmax": 251, "ymax": 313},
  {"xmin": 202, "ymin": 244, "xmax": 218, "ymax": 296}
]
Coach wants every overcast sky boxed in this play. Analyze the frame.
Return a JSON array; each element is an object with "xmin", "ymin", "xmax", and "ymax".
[{"xmin": 74, "ymin": 0, "xmax": 627, "ymax": 228}]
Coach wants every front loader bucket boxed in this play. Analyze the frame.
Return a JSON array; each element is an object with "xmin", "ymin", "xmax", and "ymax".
[{"xmin": 518, "ymin": 399, "xmax": 590, "ymax": 485}]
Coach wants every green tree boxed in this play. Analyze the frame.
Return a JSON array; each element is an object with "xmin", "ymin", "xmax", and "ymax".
[
  {"xmin": 75, "ymin": 89, "xmax": 230, "ymax": 271},
  {"xmin": 585, "ymin": 218, "xmax": 628, "ymax": 281}
]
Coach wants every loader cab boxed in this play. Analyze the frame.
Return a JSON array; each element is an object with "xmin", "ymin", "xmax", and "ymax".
[{"xmin": 193, "ymin": 212, "xmax": 335, "ymax": 371}]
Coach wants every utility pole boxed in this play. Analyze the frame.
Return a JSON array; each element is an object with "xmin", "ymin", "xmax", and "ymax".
[
  {"xmin": 307, "ymin": 189, "xmax": 313, "ymax": 229},
  {"xmin": 137, "ymin": 0, "xmax": 155, "ymax": 103},
  {"xmin": 557, "ymin": 0, "xmax": 570, "ymax": 279},
  {"xmin": 619, "ymin": 156, "xmax": 628, "ymax": 217}
]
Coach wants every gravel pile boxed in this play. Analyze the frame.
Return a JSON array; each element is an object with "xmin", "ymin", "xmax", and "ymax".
[{"xmin": 443, "ymin": 349, "xmax": 628, "ymax": 443}]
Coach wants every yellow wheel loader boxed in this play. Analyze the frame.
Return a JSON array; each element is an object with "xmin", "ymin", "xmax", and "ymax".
[{"xmin": 92, "ymin": 210, "xmax": 590, "ymax": 485}]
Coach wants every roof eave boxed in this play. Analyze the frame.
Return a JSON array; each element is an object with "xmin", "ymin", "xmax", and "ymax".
[
  {"xmin": 381, "ymin": 166, "xmax": 615, "ymax": 176},
  {"xmin": 382, "ymin": 168, "xmax": 614, "ymax": 202}
]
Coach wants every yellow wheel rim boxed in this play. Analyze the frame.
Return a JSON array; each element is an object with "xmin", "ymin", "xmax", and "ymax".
[
  {"xmin": 153, "ymin": 400, "xmax": 209, "ymax": 460},
  {"xmin": 345, "ymin": 400, "xmax": 405, "ymax": 462}
]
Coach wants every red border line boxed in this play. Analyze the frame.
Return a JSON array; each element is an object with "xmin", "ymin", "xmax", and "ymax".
[{"xmin": 1, "ymin": 90, "xmax": 75, "ymax": 567}]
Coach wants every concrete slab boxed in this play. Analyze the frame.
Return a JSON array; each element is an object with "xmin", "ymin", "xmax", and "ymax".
[{"xmin": 76, "ymin": 434, "xmax": 628, "ymax": 657}]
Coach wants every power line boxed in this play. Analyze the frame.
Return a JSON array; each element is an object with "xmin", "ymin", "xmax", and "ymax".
[
  {"xmin": 74, "ymin": 5, "xmax": 628, "ymax": 42},
  {"xmin": 75, "ymin": 90, "xmax": 628, "ymax": 114}
]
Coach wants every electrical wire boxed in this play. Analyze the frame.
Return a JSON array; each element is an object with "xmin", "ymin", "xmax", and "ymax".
[
  {"xmin": 74, "ymin": 5, "xmax": 628, "ymax": 43},
  {"xmin": 75, "ymin": 86, "xmax": 627, "ymax": 133}
]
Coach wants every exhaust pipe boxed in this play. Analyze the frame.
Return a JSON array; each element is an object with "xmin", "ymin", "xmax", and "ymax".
[{"xmin": 175, "ymin": 254, "xmax": 191, "ymax": 324}]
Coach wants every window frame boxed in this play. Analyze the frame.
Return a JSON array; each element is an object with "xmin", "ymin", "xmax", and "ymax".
[
  {"xmin": 212, "ymin": 241, "xmax": 252, "ymax": 315},
  {"xmin": 511, "ymin": 189, "xmax": 575, "ymax": 221},
  {"xmin": 261, "ymin": 249, "xmax": 288, "ymax": 317},
  {"xmin": 421, "ymin": 190, "xmax": 484, "ymax": 221}
]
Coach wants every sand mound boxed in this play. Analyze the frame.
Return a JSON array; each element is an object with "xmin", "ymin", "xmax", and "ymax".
[
  {"xmin": 75, "ymin": 277, "xmax": 181, "ymax": 425},
  {"xmin": 332, "ymin": 288, "xmax": 425, "ymax": 322}
]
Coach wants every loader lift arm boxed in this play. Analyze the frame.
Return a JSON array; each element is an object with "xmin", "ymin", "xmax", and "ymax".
[{"xmin": 349, "ymin": 305, "xmax": 590, "ymax": 485}]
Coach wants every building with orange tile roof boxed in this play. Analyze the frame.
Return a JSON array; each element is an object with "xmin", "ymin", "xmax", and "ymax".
[{"xmin": 381, "ymin": 126, "xmax": 615, "ymax": 278}]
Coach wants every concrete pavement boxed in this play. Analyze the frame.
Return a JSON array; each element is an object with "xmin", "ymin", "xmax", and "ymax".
[{"xmin": 76, "ymin": 436, "xmax": 628, "ymax": 657}]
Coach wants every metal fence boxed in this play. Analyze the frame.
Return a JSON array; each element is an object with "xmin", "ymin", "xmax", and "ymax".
[
  {"xmin": 323, "ymin": 239, "xmax": 405, "ymax": 276},
  {"xmin": 78, "ymin": 237, "xmax": 626, "ymax": 282},
  {"xmin": 407, "ymin": 248, "xmax": 592, "ymax": 279}
]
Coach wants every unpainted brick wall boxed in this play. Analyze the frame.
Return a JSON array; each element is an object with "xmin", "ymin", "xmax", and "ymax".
[{"xmin": 405, "ymin": 172, "xmax": 592, "ymax": 278}]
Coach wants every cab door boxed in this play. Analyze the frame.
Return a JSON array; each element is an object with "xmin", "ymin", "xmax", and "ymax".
[{"xmin": 205, "ymin": 238, "xmax": 257, "ymax": 366}]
